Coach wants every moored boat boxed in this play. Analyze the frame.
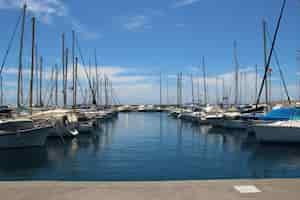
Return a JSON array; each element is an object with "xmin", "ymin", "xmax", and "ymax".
[{"xmin": 0, "ymin": 118, "xmax": 52, "ymax": 148}]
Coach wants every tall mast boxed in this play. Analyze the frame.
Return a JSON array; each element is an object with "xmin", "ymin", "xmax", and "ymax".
[
  {"xmin": 62, "ymin": 33, "xmax": 65, "ymax": 107},
  {"xmin": 255, "ymin": 64, "xmax": 258, "ymax": 102},
  {"xmin": 160, "ymin": 73, "xmax": 162, "ymax": 105},
  {"xmin": 17, "ymin": 4, "xmax": 26, "ymax": 107},
  {"xmin": 89, "ymin": 57, "xmax": 92, "ymax": 104},
  {"xmin": 94, "ymin": 49, "xmax": 99, "ymax": 105},
  {"xmin": 39, "ymin": 56, "xmax": 43, "ymax": 106},
  {"xmin": 72, "ymin": 30, "xmax": 75, "ymax": 107},
  {"xmin": 256, "ymin": 0, "xmax": 286, "ymax": 107},
  {"xmin": 29, "ymin": 17, "xmax": 35, "ymax": 110},
  {"xmin": 298, "ymin": 50, "xmax": 300, "ymax": 101},
  {"xmin": 64, "ymin": 48, "xmax": 68, "ymax": 107},
  {"xmin": 35, "ymin": 44, "xmax": 38, "ymax": 105},
  {"xmin": 191, "ymin": 74, "xmax": 194, "ymax": 105},
  {"xmin": 74, "ymin": 57, "xmax": 78, "ymax": 107},
  {"xmin": 269, "ymin": 69, "xmax": 272, "ymax": 104},
  {"xmin": 110, "ymin": 81, "xmax": 113, "ymax": 105},
  {"xmin": 99, "ymin": 77, "xmax": 102, "ymax": 106},
  {"xmin": 105, "ymin": 76, "xmax": 108, "ymax": 107},
  {"xmin": 233, "ymin": 41, "xmax": 239, "ymax": 106},
  {"xmin": 215, "ymin": 77, "xmax": 218, "ymax": 105},
  {"xmin": 222, "ymin": 78, "xmax": 225, "ymax": 104},
  {"xmin": 263, "ymin": 19, "xmax": 268, "ymax": 106},
  {"xmin": 177, "ymin": 74, "xmax": 179, "ymax": 106},
  {"xmin": 55, "ymin": 64, "xmax": 58, "ymax": 107},
  {"xmin": 202, "ymin": 56, "xmax": 207, "ymax": 105},
  {"xmin": 197, "ymin": 74, "xmax": 200, "ymax": 105},
  {"xmin": 0, "ymin": 76, "xmax": 3, "ymax": 105},
  {"xmin": 166, "ymin": 76, "xmax": 169, "ymax": 105}
]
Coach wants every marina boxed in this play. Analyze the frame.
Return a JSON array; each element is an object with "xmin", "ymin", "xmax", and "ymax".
[
  {"xmin": 0, "ymin": 0, "xmax": 299, "ymax": 198},
  {"xmin": 1, "ymin": 112, "xmax": 300, "ymax": 181}
]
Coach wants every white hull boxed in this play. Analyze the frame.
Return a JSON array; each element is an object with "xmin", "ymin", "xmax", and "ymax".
[
  {"xmin": 254, "ymin": 124, "xmax": 300, "ymax": 143},
  {"xmin": 0, "ymin": 126, "xmax": 51, "ymax": 148}
]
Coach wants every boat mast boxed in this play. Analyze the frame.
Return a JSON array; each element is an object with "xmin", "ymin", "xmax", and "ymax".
[
  {"xmin": 255, "ymin": 64, "xmax": 258, "ymax": 102},
  {"xmin": 215, "ymin": 77, "xmax": 218, "ymax": 105},
  {"xmin": 197, "ymin": 73, "xmax": 200, "ymax": 105},
  {"xmin": 0, "ymin": 76, "xmax": 3, "ymax": 105},
  {"xmin": 64, "ymin": 48, "xmax": 69, "ymax": 108},
  {"xmin": 55, "ymin": 64, "xmax": 58, "ymax": 107},
  {"xmin": 269, "ymin": 68, "xmax": 272, "ymax": 104},
  {"xmin": 180, "ymin": 72, "xmax": 183, "ymax": 106},
  {"xmin": 256, "ymin": 0, "xmax": 286, "ymax": 107},
  {"xmin": 88, "ymin": 57, "xmax": 92, "ymax": 104},
  {"xmin": 17, "ymin": 4, "xmax": 26, "ymax": 108},
  {"xmin": 191, "ymin": 74, "xmax": 194, "ymax": 105},
  {"xmin": 298, "ymin": 50, "xmax": 300, "ymax": 101},
  {"xmin": 39, "ymin": 56, "xmax": 43, "ymax": 106},
  {"xmin": 74, "ymin": 57, "xmax": 78, "ymax": 107},
  {"xmin": 166, "ymin": 76, "xmax": 169, "ymax": 105},
  {"xmin": 177, "ymin": 74, "xmax": 179, "ymax": 107},
  {"xmin": 29, "ymin": 17, "xmax": 35, "ymax": 110},
  {"xmin": 94, "ymin": 49, "xmax": 99, "ymax": 106},
  {"xmin": 263, "ymin": 19, "xmax": 269, "ymax": 106},
  {"xmin": 72, "ymin": 30, "xmax": 75, "ymax": 107},
  {"xmin": 202, "ymin": 56, "xmax": 207, "ymax": 105},
  {"xmin": 160, "ymin": 73, "xmax": 162, "ymax": 106},
  {"xmin": 222, "ymin": 78, "xmax": 225, "ymax": 105},
  {"xmin": 62, "ymin": 33, "xmax": 65, "ymax": 108},
  {"xmin": 233, "ymin": 41, "xmax": 239, "ymax": 106},
  {"xmin": 104, "ymin": 76, "xmax": 108, "ymax": 107},
  {"xmin": 35, "ymin": 44, "xmax": 38, "ymax": 106}
]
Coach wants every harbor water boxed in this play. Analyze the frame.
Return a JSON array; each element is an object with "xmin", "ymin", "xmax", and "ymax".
[{"xmin": 1, "ymin": 112, "xmax": 300, "ymax": 181}]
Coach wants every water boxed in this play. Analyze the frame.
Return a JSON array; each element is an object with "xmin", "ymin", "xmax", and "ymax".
[{"xmin": 1, "ymin": 112, "xmax": 300, "ymax": 181}]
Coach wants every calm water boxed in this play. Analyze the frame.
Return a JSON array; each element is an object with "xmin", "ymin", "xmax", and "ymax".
[{"xmin": 1, "ymin": 112, "xmax": 300, "ymax": 181}]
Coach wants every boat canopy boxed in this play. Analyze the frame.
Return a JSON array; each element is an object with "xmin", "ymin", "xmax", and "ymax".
[{"xmin": 261, "ymin": 107, "xmax": 300, "ymax": 121}]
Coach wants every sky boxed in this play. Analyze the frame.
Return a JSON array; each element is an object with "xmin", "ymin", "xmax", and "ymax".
[{"xmin": 0, "ymin": 0, "xmax": 299, "ymax": 105}]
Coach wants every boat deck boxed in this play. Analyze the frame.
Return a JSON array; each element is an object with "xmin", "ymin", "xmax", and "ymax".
[{"xmin": 1, "ymin": 179, "xmax": 300, "ymax": 200}]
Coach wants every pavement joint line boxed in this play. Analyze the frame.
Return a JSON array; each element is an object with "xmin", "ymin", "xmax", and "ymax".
[{"xmin": 233, "ymin": 185, "xmax": 262, "ymax": 194}]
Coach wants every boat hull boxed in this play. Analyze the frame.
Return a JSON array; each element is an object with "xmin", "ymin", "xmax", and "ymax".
[
  {"xmin": 0, "ymin": 126, "xmax": 52, "ymax": 149},
  {"xmin": 254, "ymin": 125, "xmax": 300, "ymax": 143}
]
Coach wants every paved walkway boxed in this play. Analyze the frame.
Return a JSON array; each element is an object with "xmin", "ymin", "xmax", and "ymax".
[{"xmin": 0, "ymin": 179, "xmax": 300, "ymax": 200}]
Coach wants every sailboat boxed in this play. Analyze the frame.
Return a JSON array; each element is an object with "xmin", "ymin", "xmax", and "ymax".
[
  {"xmin": 0, "ymin": 118, "xmax": 52, "ymax": 148},
  {"xmin": 0, "ymin": 5, "xmax": 54, "ymax": 148}
]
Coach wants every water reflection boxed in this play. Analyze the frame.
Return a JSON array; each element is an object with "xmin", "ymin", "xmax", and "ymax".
[
  {"xmin": 0, "ymin": 113, "xmax": 300, "ymax": 181},
  {"xmin": 0, "ymin": 147, "xmax": 48, "ymax": 173}
]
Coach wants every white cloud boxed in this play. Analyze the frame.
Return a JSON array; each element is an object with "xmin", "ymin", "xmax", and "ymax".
[
  {"xmin": 71, "ymin": 19, "xmax": 101, "ymax": 40},
  {"xmin": 123, "ymin": 15, "xmax": 152, "ymax": 31},
  {"xmin": 172, "ymin": 0, "xmax": 200, "ymax": 8},
  {"xmin": 1, "ymin": 64, "xmax": 296, "ymax": 105},
  {"xmin": 0, "ymin": 0, "xmax": 67, "ymax": 24},
  {"xmin": 0, "ymin": 0, "xmax": 100, "ymax": 40}
]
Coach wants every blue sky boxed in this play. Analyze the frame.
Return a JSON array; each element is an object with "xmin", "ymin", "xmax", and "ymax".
[{"xmin": 0, "ymin": 0, "xmax": 299, "ymax": 105}]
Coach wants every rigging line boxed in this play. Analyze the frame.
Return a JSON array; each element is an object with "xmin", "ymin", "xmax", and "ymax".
[
  {"xmin": 0, "ymin": 12, "xmax": 22, "ymax": 75},
  {"xmin": 46, "ymin": 68, "xmax": 56, "ymax": 106},
  {"xmin": 256, "ymin": 0, "xmax": 287, "ymax": 107},
  {"xmin": 75, "ymin": 37, "xmax": 96, "ymax": 104},
  {"xmin": 266, "ymin": 26, "xmax": 291, "ymax": 104},
  {"xmin": 77, "ymin": 78, "xmax": 86, "ymax": 104}
]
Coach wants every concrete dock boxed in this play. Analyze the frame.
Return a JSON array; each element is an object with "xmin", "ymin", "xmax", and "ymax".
[{"xmin": 1, "ymin": 179, "xmax": 300, "ymax": 200}]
